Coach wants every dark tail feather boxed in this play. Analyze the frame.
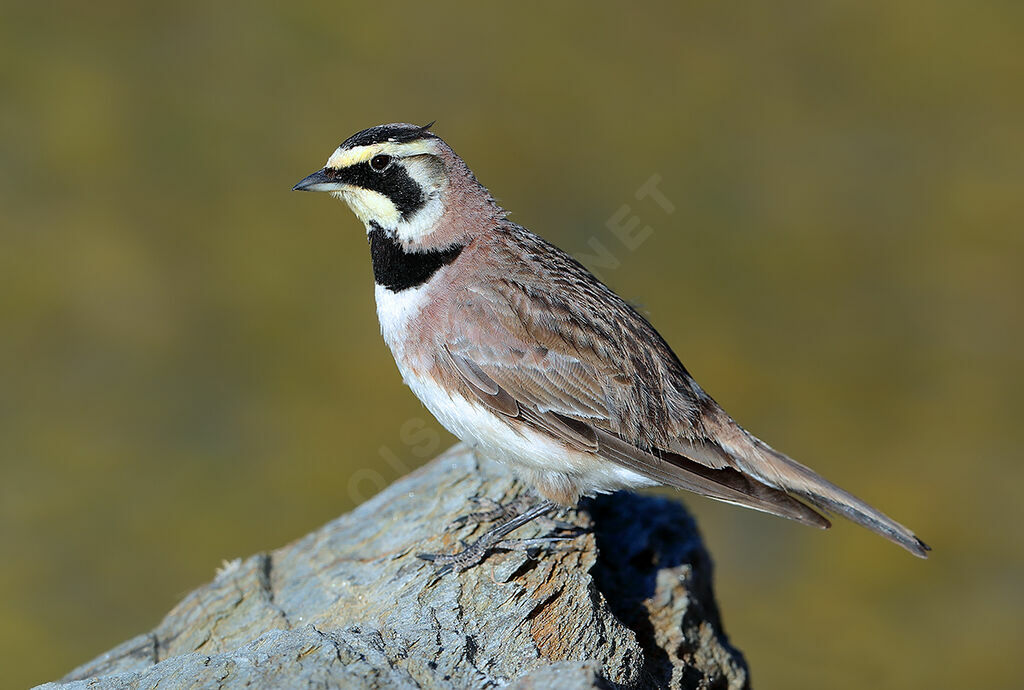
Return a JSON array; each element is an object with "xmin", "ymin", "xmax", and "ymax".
[{"xmin": 724, "ymin": 429, "xmax": 930, "ymax": 558}]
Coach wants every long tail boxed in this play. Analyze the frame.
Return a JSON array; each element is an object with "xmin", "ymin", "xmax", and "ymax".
[{"xmin": 711, "ymin": 417, "xmax": 931, "ymax": 558}]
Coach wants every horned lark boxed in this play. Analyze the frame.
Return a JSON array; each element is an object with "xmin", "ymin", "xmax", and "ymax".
[{"xmin": 294, "ymin": 123, "xmax": 929, "ymax": 569}]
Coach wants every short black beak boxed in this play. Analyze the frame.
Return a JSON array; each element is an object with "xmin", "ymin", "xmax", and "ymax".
[{"xmin": 292, "ymin": 168, "xmax": 341, "ymax": 192}]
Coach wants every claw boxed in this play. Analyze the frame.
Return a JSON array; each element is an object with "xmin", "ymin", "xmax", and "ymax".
[
  {"xmin": 538, "ymin": 517, "xmax": 583, "ymax": 532},
  {"xmin": 417, "ymin": 499, "xmax": 560, "ymax": 574},
  {"xmin": 416, "ymin": 546, "xmax": 488, "ymax": 573}
]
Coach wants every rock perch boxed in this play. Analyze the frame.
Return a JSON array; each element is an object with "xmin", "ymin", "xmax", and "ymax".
[{"xmin": 40, "ymin": 445, "xmax": 749, "ymax": 689}]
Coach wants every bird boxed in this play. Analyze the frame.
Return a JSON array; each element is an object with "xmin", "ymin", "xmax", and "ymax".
[{"xmin": 293, "ymin": 122, "xmax": 930, "ymax": 570}]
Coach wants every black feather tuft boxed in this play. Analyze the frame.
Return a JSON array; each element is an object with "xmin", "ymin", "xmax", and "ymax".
[{"xmin": 339, "ymin": 122, "xmax": 437, "ymax": 150}]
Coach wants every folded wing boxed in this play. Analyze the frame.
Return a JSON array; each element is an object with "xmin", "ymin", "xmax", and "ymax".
[{"xmin": 440, "ymin": 278, "xmax": 928, "ymax": 557}]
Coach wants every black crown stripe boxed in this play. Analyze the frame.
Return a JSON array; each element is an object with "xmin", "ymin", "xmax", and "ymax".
[{"xmin": 340, "ymin": 123, "xmax": 436, "ymax": 150}]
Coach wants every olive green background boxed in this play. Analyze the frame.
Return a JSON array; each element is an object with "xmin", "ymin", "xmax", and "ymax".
[{"xmin": 2, "ymin": 2, "xmax": 1022, "ymax": 688}]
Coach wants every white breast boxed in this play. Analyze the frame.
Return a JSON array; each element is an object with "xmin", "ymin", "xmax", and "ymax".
[{"xmin": 374, "ymin": 282, "xmax": 431, "ymax": 366}]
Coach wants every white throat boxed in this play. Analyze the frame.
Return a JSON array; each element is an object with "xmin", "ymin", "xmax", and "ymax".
[{"xmin": 392, "ymin": 195, "xmax": 445, "ymax": 244}]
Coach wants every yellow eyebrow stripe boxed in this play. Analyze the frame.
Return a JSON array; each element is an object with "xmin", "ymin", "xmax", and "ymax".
[{"xmin": 325, "ymin": 140, "xmax": 437, "ymax": 169}]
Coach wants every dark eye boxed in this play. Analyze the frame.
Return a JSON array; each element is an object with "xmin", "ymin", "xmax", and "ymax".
[{"xmin": 369, "ymin": 154, "xmax": 392, "ymax": 172}]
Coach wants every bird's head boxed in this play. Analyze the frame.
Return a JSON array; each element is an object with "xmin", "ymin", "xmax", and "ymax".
[{"xmin": 294, "ymin": 122, "xmax": 497, "ymax": 247}]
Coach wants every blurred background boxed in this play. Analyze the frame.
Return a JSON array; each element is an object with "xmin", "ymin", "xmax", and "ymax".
[{"xmin": 2, "ymin": 2, "xmax": 1022, "ymax": 688}]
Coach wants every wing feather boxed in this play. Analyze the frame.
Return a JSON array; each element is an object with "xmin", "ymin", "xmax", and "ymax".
[
  {"xmin": 430, "ymin": 226, "xmax": 928, "ymax": 556},
  {"xmin": 441, "ymin": 291, "xmax": 830, "ymax": 527}
]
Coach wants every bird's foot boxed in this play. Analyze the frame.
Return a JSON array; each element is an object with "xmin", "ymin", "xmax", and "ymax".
[
  {"xmin": 452, "ymin": 496, "xmax": 579, "ymax": 532},
  {"xmin": 451, "ymin": 496, "xmax": 535, "ymax": 526},
  {"xmin": 418, "ymin": 499, "xmax": 576, "ymax": 574},
  {"xmin": 418, "ymin": 534, "xmax": 577, "ymax": 575}
]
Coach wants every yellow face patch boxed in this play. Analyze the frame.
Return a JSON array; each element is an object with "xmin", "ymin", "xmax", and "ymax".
[
  {"xmin": 323, "ymin": 137, "xmax": 447, "ymax": 234},
  {"xmin": 333, "ymin": 187, "xmax": 401, "ymax": 229},
  {"xmin": 325, "ymin": 139, "xmax": 439, "ymax": 170}
]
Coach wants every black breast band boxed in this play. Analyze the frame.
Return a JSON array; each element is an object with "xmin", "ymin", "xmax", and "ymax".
[{"xmin": 369, "ymin": 227, "xmax": 465, "ymax": 292}]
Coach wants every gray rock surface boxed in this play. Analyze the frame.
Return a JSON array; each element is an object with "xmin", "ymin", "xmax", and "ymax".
[{"xmin": 40, "ymin": 444, "xmax": 749, "ymax": 689}]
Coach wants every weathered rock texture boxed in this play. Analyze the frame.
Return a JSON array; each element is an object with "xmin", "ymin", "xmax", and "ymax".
[{"xmin": 40, "ymin": 445, "xmax": 749, "ymax": 689}]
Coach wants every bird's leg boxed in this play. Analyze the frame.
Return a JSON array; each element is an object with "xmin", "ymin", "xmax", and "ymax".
[
  {"xmin": 453, "ymin": 495, "xmax": 578, "ymax": 532},
  {"xmin": 418, "ymin": 499, "xmax": 569, "ymax": 573},
  {"xmin": 450, "ymin": 495, "xmax": 535, "ymax": 526}
]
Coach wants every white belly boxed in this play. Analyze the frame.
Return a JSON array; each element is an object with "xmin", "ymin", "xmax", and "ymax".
[{"xmin": 373, "ymin": 283, "xmax": 656, "ymax": 496}]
